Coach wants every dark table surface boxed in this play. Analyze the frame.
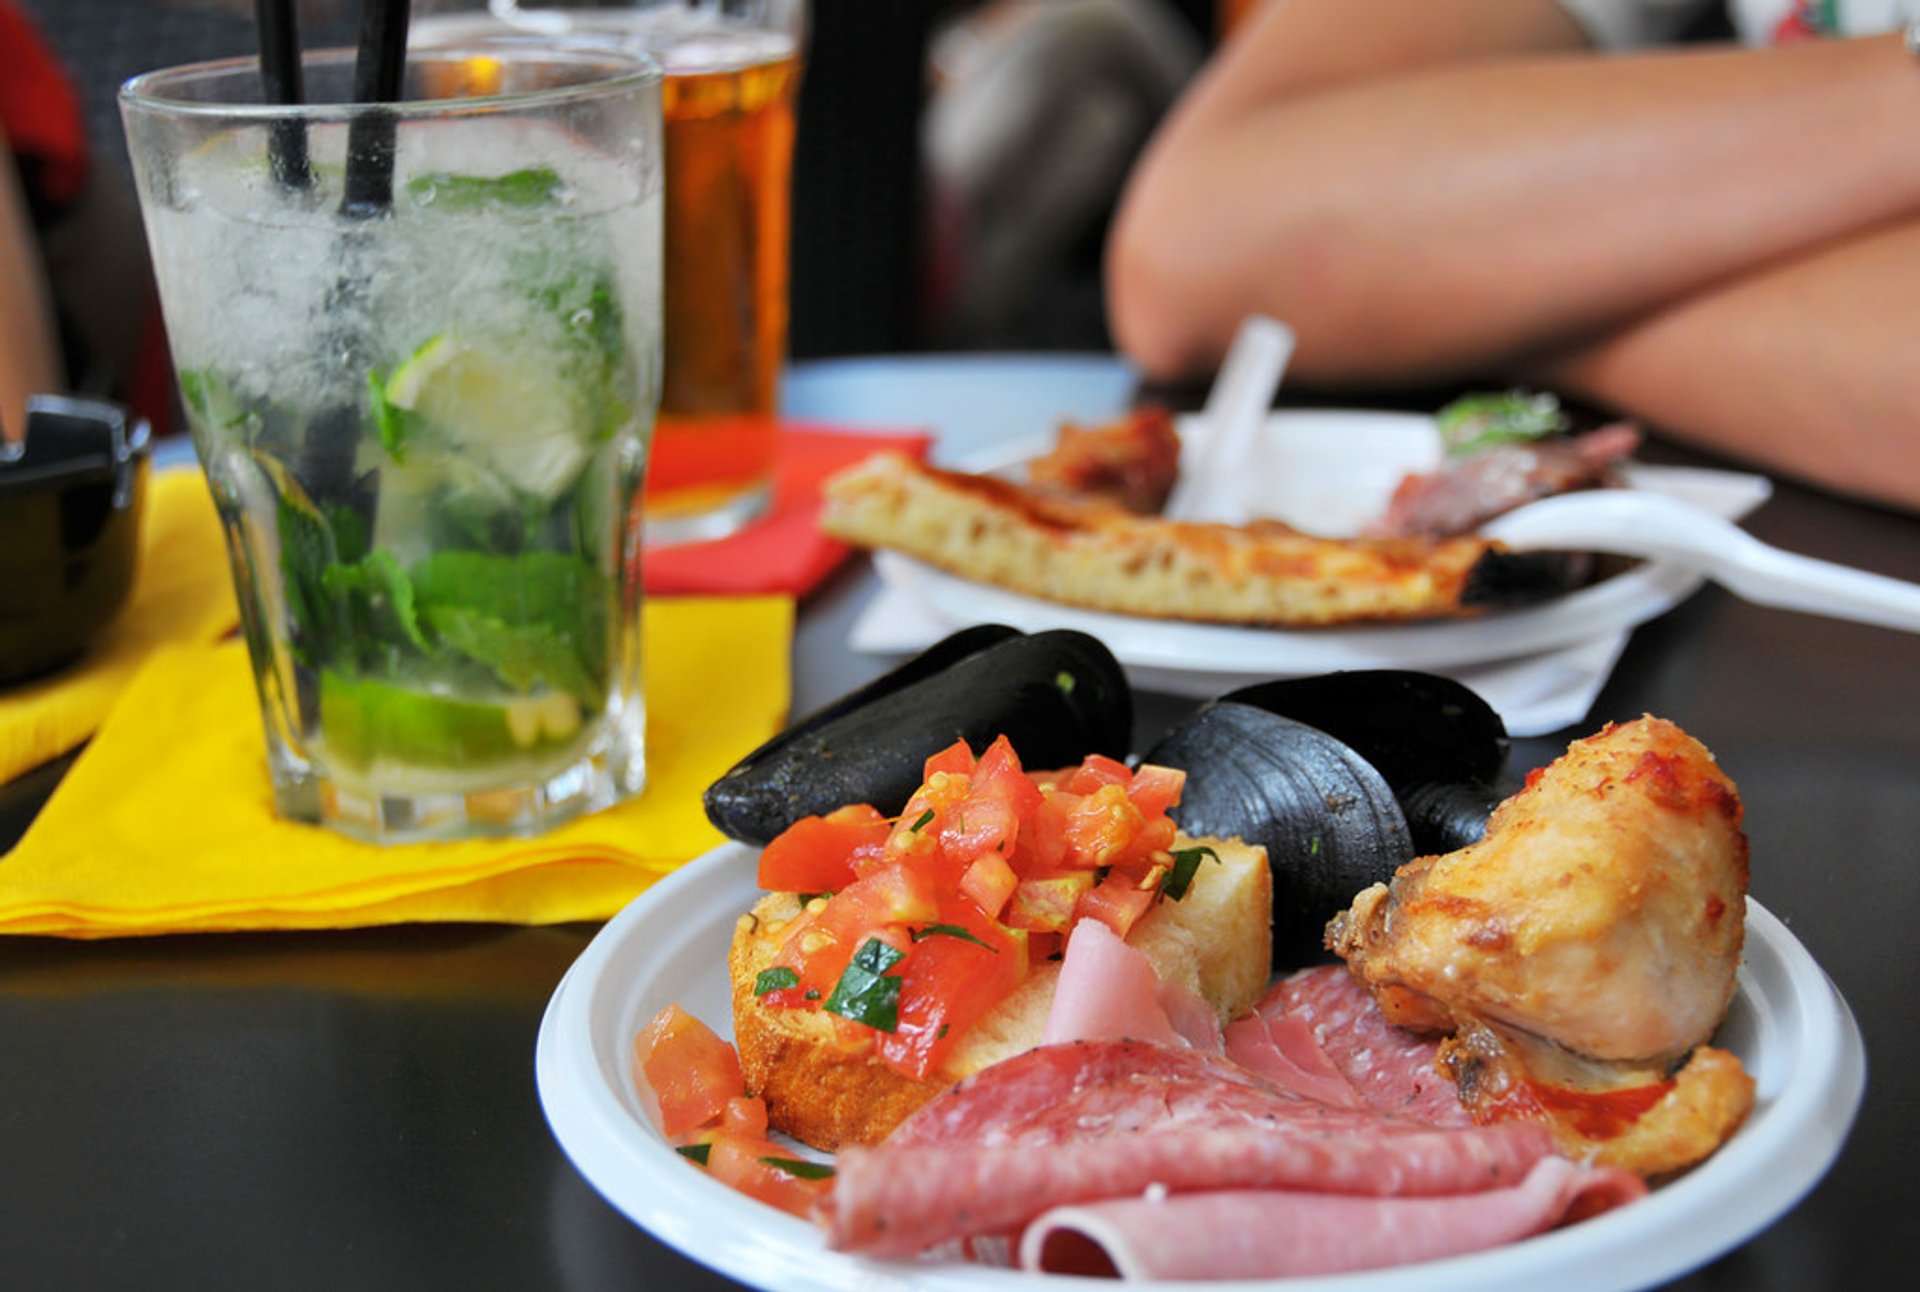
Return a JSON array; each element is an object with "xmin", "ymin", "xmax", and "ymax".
[{"xmin": 3, "ymin": 370, "xmax": 1915, "ymax": 1291}]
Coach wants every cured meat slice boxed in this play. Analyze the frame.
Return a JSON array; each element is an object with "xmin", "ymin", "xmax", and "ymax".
[
  {"xmin": 1042, "ymin": 917, "xmax": 1222, "ymax": 1052},
  {"xmin": 824, "ymin": 1040, "xmax": 1556, "ymax": 1257},
  {"xmin": 1233, "ymin": 966, "xmax": 1474, "ymax": 1128},
  {"xmin": 1017, "ymin": 1155, "xmax": 1648, "ymax": 1280},
  {"xmin": 1222, "ymin": 1009, "xmax": 1365, "ymax": 1109},
  {"xmin": 1369, "ymin": 423, "xmax": 1643, "ymax": 539},
  {"xmin": 884, "ymin": 1039, "xmax": 1422, "ymax": 1150},
  {"xmin": 827, "ymin": 1122, "xmax": 1558, "ymax": 1257}
]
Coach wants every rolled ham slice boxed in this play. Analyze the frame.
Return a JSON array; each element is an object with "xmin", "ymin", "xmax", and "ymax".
[
  {"xmin": 1042, "ymin": 916, "xmax": 1222, "ymax": 1052},
  {"xmin": 1018, "ymin": 1155, "xmax": 1649, "ymax": 1280}
]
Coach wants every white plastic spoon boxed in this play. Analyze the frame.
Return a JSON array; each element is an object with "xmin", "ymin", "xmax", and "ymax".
[
  {"xmin": 1161, "ymin": 315, "xmax": 1296, "ymax": 524},
  {"xmin": 1481, "ymin": 489, "xmax": 1920, "ymax": 633}
]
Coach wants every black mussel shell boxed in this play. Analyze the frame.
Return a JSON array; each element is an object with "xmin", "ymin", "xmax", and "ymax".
[
  {"xmin": 1219, "ymin": 670, "xmax": 1508, "ymax": 854},
  {"xmin": 1143, "ymin": 702, "xmax": 1415, "ymax": 968},
  {"xmin": 703, "ymin": 627, "xmax": 1132, "ymax": 846},
  {"xmin": 1399, "ymin": 780, "xmax": 1505, "ymax": 855},
  {"xmin": 777, "ymin": 622, "xmax": 1021, "ymax": 739}
]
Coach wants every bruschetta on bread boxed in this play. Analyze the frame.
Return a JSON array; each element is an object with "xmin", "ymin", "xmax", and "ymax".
[{"xmin": 730, "ymin": 833, "xmax": 1272, "ymax": 1150}]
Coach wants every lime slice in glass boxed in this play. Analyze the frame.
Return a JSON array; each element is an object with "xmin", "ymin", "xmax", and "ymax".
[
  {"xmin": 319, "ymin": 671, "xmax": 577, "ymax": 771},
  {"xmin": 383, "ymin": 333, "xmax": 591, "ymax": 499}
]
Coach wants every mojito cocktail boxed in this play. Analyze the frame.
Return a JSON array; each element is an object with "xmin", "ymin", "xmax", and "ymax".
[{"xmin": 121, "ymin": 48, "xmax": 663, "ymax": 842}]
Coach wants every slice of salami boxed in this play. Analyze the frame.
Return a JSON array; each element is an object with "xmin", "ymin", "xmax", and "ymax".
[
  {"xmin": 886, "ymin": 1039, "xmax": 1422, "ymax": 1149},
  {"xmin": 1253, "ymin": 965, "xmax": 1474, "ymax": 1128},
  {"xmin": 825, "ymin": 1039, "xmax": 1556, "ymax": 1257},
  {"xmin": 1223, "ymin": 1008, "xmax": 1369, "ymax": 1108}
]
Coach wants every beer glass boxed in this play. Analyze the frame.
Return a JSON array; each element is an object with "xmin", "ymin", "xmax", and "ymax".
[{"xmin": 414, "ymin": 2, "xmax": 805, "ymax": 545}]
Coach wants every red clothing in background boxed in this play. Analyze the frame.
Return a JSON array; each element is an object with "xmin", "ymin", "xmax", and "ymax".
[{"xmin": 1, "ymin": 0, "xmax": 89, "ymax": 209}]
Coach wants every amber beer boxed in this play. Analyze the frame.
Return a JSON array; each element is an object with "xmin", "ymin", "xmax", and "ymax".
[
  {"xmin": 410, "ymin": 4, "xmax": 802, "ymax": 542},
  {"xmin": 650, "ymin": 41, "xmax": 798, "ymax": 539}
]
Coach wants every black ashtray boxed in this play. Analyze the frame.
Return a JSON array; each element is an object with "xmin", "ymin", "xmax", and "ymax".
[{"xmin": 0, "ymin": 395, "xmax": 152, "ymax": 685}]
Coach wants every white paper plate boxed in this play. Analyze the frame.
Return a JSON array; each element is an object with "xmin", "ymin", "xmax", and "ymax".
[
  {"xmin": 871, "ymin": 410, "xmax": 1773, "ymax": 682},
  {"xmin": 537, "ymin": 842, "xmax": 1865, "ymax": 1292}
]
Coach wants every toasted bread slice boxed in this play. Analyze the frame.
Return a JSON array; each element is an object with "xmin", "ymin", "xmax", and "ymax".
[
  {"xmin": 818, "ymin": 452, "xmax": 1506, "ymax": 626},
  {"xmin": 730, "ymin": 835, "xmax": 1273, "ymax": 1150}
]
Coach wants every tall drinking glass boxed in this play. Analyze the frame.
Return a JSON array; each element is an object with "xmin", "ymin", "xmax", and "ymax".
[
  {"xmin": 120, "ymin": 46, "xmax": 664, "ymax": 843},
  {"xmin": 412, "ymin": 1, "xmax": 804, "ymax": 545}
]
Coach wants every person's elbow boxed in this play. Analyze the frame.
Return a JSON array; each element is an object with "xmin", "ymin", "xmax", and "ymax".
[{"xmin": 1104, "ymin": 179, "xmax": 1230, "ymax": 385}]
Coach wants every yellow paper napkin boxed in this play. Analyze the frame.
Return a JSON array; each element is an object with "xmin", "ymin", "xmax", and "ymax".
[
  {"xmin": 1, "ymin": 469, "xmax": 240, "ymax": 784},
  {"xmin": 0, "ymin": 595, "xmax": 792, "ymax": 938}
]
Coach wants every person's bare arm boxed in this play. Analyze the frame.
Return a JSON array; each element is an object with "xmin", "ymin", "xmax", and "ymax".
[
  {"xmin": 1537, "ymin": 217, "xmax": 1920, "ymax": 511},
  {"xmin": 1, "ymin": 126, "xmax": 62, "ymax": 442},
  {"xmin": 1107, "ymin": 0, "xmax": 1920, "ymax": 387}
]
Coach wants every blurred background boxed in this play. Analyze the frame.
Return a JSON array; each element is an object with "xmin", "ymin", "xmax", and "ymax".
[{"xmin": 13, "ymin": 0, "xmax": 1243, "ymax": 439}]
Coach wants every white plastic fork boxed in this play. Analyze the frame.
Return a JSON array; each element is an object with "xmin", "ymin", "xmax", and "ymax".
[
  {"xmin": 1161, "ymin": 315, "xmax": 1295, "ymax": 524},
  {"xmin": 1482, "ymin": 489, "xmax": 1920, "ymax": 633}
]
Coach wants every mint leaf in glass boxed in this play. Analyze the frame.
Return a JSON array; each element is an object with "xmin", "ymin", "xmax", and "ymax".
[{"xmin": 406, "ymin": 166, "xmax": 564, "ymax": 210}]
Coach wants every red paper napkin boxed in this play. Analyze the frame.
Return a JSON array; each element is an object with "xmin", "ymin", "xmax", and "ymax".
[{"xmin": 640, "ymin": 423, "xmax": 931, "ymax": 596}]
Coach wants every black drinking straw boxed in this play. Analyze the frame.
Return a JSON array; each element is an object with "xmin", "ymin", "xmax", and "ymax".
[
  {"xmin": 254, "ymin": 0, "xmax": 311, "ymax": 190},
  {"xmin": 341, "ymin": 0, "xmax": 412, "ymax": 219}
]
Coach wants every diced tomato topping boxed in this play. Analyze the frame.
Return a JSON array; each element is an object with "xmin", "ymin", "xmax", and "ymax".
[
  {"xmin": 1066, "ymin": 753, "xmax": 1133, "ymax": 794},
  {"xmin": 1116, "ymin": 814, "xmax": 1180, "ymax": 868},
  {"xmin": 1125, "ymin": 763, "xmax": 1186, "ymax": 817},
  {"xmin": 760, "ymin": 863, "xmax": 941, "ymax": 1007},
  {"xmin": 884, "ymin": 770, "xmax": 975, "ymax": 873},
  {"xmin": 1075, "ymin": 867, "xmax": 1161, "ymax": 939},
  {"xmin": 705, "ymin": 1128, "xmax": 832, "ymax": 1218},
  {"xmin": 756, "ymin": 803, "xmax": 889, "ymax": 893},
  {"xmin": 971, "ymin": 735, "xmax": 1046, "ymax": 820},
  {"xmin": 932, "ymin": 738, "xmax": 1044, "ymax": 870},
  {"xmin": 1011, "ymin": 788, "xmax": 1071, "ymax": 871},
  {"xmin": 921, "ymin": 738, "xmax": 976, "ymax": 780},
  {"xmin": 634, "ymin": 1007, "xmax": 831, "ymax": 1219},
  {"xmin": 879, "ymin": 901, "xmax": 1026, "ymax": 1081},
  {"xmin": 959, "ymin": 851, "xmax": 1019, "ymax": 918},
  {"xmin": 1062, "ymin": 782, "xmax": 1147, "ymax": 866},
  {"xmin": 720, "ymin": 1094, "xmax": 770, "ymax": 1139},
  {"xmin": 633, "ymin": 1004, "xmax": 745, "ymax": 1138},
  {"xmin": 938, "ymin": 788, "xmax": 1018, "ymax": 864},
  {"xmin": 747, "ymin": 737, "xmax": 1192, "ymax": 1077},
  {"xmin": 1004, "ymin": 869, "xmax": 1096, "ymax": 932}
]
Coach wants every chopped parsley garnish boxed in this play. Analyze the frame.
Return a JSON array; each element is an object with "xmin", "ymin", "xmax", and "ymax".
[
  {"xmin": 1160, "ymin": 844, "xmax": 1217, "ymax": 902},
  {"xmin": 753, "ymin": 966, "xmax": 801, "ymax": 996},
  {"xmin": 676, "ymin": 1143, "xmax": 711, "ymax": 1165},
  {"xmin": 824, "ymin": 938, "xmax": 905, "ymax": 1032},
  {"xmin": 760, "ymin": 1156, "xmax": 836, "ymax": 1180},
  {"xmin": 911, "ymin": 923, "xmax": 998, "ymax": 951},
  {"xmin": 908, "ymin": 808, "xmax": 936, "ymax": 833}
]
